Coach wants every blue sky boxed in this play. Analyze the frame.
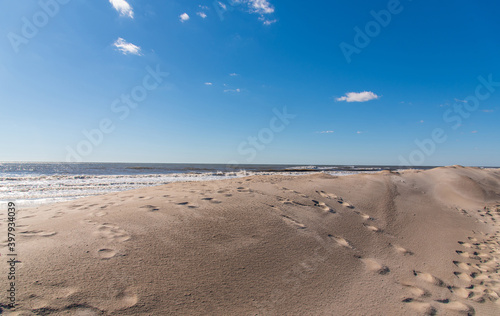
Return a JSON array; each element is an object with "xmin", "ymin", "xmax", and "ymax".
[{"xmin": 1, "ymin": 0, "xmax": 499, "ymax": 166}]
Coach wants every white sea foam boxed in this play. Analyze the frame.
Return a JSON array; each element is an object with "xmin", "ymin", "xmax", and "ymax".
[{"xmin": 0, "ymin": 170, "xmax": 378, "ymax": 207}]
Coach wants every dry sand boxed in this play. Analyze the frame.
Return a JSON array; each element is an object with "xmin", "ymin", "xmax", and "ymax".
[{"xmin": 1, "ymin": 166, "xmax": 500, "ymax": 315}]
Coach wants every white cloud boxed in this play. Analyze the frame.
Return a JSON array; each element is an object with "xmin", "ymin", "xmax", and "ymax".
[
  {"xmin": 356, "ymin": 131, "xmax": 363, "ymax": 134},
  {"xmin": 219, "ymin": 1, "xmax": 275, "ymax": 25},
  {"xmin": 113, "ymin": 37, "xmax": 142, "ymax": 55},
  {"xmin": 229, "ymin": 73, "xmax": 238, "ymax": 76},
  {"xmin": 318, "ymin": 131, "xmax": 334, "ymax": 134},
  {"xmin": 224, "ymin": 88, "xmax": 241, "ymax": 93},
  {"xmin": 218, "ymin": 1, "xmax": 227, "ymax": 10},
  {"xmin": 199, "ymin": 5, "xmax": 209, "ymax": 10},
  {"xmin": 419, "ymin": 120, "xmax": 424, "ymax": 123},
  {"xmin": 109, "ymin": 0, "xmax": 134, "ymax": 18},
  {"xmin": 262, "ymin": 19, "xmax": 277, "ymax": 25},
  {"xmin": 204, "ymin": 82, "xmax": 213, "ymax": 86},
  {"xmin": 247, "ymin": 0, "xmax": 274, "ymax": 14},
  {"xmin": 197, "ymin": 12, "xmax": 207, "ymax": 18},
  {"xmin": 454, "ymin": 98, "xmax": 467, "ymax": 103},
  {"xmin": 482, "ymin": 109, "xmax": 494, "ymax": 113},
  {"xmin": 471, "ymin": 130, "xmax": 478, "ymax": 133},
  {"xmin": 336, "ymin": 91, "xmax": 379, "ymax": 102},
  {"xmin": 180, "ymin": 13, "xmax": 190, "ymax": 22}
]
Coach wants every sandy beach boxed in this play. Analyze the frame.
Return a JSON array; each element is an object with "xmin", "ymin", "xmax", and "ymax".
[{"xmin": 2, "ymin": 166, "xmax": 500, "ymax": 315}]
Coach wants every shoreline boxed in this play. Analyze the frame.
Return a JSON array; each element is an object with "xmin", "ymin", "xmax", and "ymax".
[{"xmin": 1, "ymin": 169, "xmax": 393, "ymax": 208}]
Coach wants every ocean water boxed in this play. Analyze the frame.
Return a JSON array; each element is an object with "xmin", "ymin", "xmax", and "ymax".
[{"xmin": 0, "ymin": 162, "xmax": 423, "ymax": 207}]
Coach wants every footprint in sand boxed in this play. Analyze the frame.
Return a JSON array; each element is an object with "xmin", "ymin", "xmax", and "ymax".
[
  {"xmin": 454, "ymin": 272, "xmax": 473, "ymax": 282},
  {"xmin": 413, "ymin": 270, "xmax": 446, "ymax": 287},
  {"xmin": 354, "ymin": 210, "xmax": 373, "ymax": 221},
  {"xmin": 451, "ymin": 286, "xmax": 473, "ymax": 299},
  {"xmin": 470, "ymin": 271, "xmax": 490, "ymax": 282},
  {"xmin": 97, "ymin": 287, "xmax": 138, "ymax": 312},
  {"xmin": 237, "ymin": 187, "xmax": 252, "ymax": 193},
  {"xmin": 458, "ymin": 241, "xmax": 474, "ymax": 248},
  {"xmin": 402, "ymin": 299, "xmax": 436, "ymax": 315},
  {"xmin": 174, "ymin": 202, "xmax": 198, "ymax": 209},
  {"xmin": 391, "ymin": 244, "xmax": 414, "ymax": 256},
  {"xmin": 342, "ymin": 202, "xmax": 354, "ymax": 209},
  {"xmin": 363, "ymin": 223, "xmax": 381, "ymax": 232},
  {"xmin": 201, "ymin": 197, "xmax": 222, "ymax": 204},
  {"xmin": 19, "ymin": 230, "xmax": 57, "ymax": 238},
  {"xmin": 281, "ymin": 215, "xmax": 306, "ymax": 229},
  {"xmin": 51, "ymin": 211, "xmax": 65, "ymax": 218},
  {"xmin": 140, "ymin": 205, "xmax": 160, "ymax": 212},
  {"xmin": 335, "ymin": 197, "xmax": 354, "ymax": 209},
  {"xmin": 316, "ymin": 190, "xmax": 337, "ymax": 199},
  {"xmin": 328, "ymin": 234, "xmax": 353, "ymax": 249},
  {"xmin": 282, "ymin": 187, "xmax": 308, "ymax": 198},
  {"xmin": 455, "ymin": 250, "xmax": 477, "ymax": 259},
  {"xmin": 401, "ymin": 283, "xmax": 430, "ymax": 298},
  {"xmin": 277, "ymin": 196, "xmax": 306, "ymax": 206},
  {"xmin": 312, "ymin": 200, "xmax": 335, "ymax": 213},
  {"xmin": 96, "ymin": 223, "xmax": 131, "ymax": 242},
  {"xmin": 97, "ymin": 248, "xmax": 117, "ymax": 260},
  {"xmin": 453, "ymin": 260, "xmax": 471, "ymax": 271},
  {"xmin": 361, "ymin": 258, "xmax": 390, "ymax": 275},
  {"xmin": 436, "ymin": 300, "xmax": 475, "ymax": 315},
  {"xmin": 93, "ymin": 211, "xmax": 108, "ymax": 217}
]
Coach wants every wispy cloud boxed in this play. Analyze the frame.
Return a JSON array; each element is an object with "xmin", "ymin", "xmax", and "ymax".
[
  {"xmin": 180, "ymin": 13, "xmax": 190, "ymax": 22},
  {"xmin": 454, "ymin": 98, "xmax": 467, "ymax": 103},
  {"xmin": 356, "ymin": 131, "xmax": 363, "ymax": 134},
  {"xmin": 471, "ymin": 130, "xmax": 478, "ymax": 133},
  {"xmin": 204, "ymin": 82, "xmax": 213, "ymax": 86},
  {"xmin": 109, "ymin": 0, "xmax": 134, "ymax": 18},
  {"xmin": 224, "ymin": 1, "xmax": 276, "ymax": 24},
  {"xmin": 113, "ymin": 37, "xmax": 142, "ymax": 56},
  {"xmin": 262, "ymin": 19, "xmax": 277, "ymax": 25},
  {"xmin": 197, "ymin": 12, "xmax": 207, "ymax": 18},
  {"xmin": 247, "ymin": 0, "xmax": 275, "ymax": 14},
  {"xmin": 419, "ymin": 120, "xmax": 424, "ymax": 123},
  {"xmin": 224, "ymin": 88, "xmax": 241, "ymax": 93},
  {"xmin": 317, "ymin": 131, "xmax": 334, "ymax": 134},
  {"xmin": 229, "ymin": 73, "xmax": 239, "ymax": 76},
  {"xmin": 336, "ymin": 91, "xmax": 379, "ymax": 102},
  {"xmin": 482, "ymin": 109, "xmax": 494, "ymax": 113},
  {"xmin": 218, "ymin": 1, "xmax": 227, "ymax": 10}
]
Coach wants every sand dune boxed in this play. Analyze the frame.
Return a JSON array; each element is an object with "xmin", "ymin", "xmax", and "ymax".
[{"xmin": 1, "ymin": 166, "xmax": 500, "ymax": 315}]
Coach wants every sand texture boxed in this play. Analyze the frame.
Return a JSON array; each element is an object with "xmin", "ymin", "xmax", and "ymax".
[{"xmin": 1, "ymin": 166, "xmax": 500, "ymax": 315}]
